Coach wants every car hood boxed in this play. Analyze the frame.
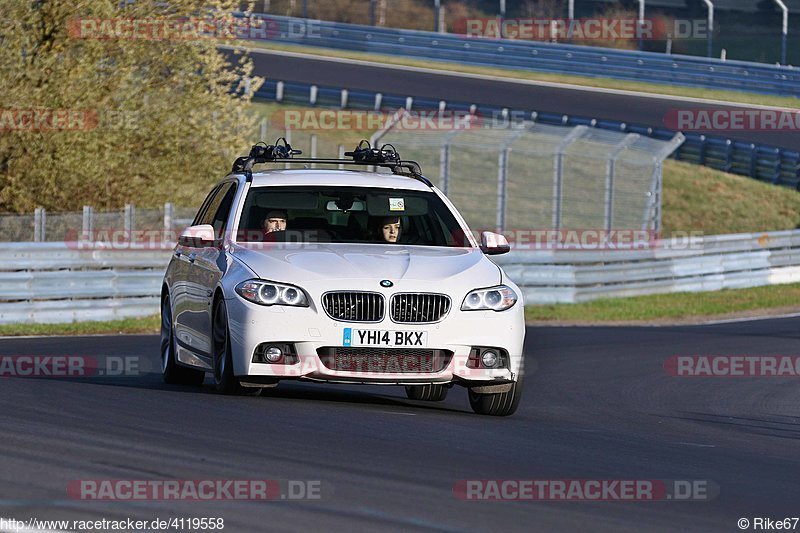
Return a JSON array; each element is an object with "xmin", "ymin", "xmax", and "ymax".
[{"xmin": 231, "ymin": 243, "xmax": 500, "ymax": 285}]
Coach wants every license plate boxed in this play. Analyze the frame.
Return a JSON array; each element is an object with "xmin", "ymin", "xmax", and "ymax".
[{"xmin": 343, "ymin": 328, "xmax": 428, "ymax": 347}]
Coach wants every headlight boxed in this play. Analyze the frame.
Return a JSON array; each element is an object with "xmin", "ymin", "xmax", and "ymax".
[
  {"xmin": 235, "ymin": 280, "xmax": 309, "ymax": 307},
  {"xmin": 461, "ymin": 285, "xmax": 517, "ymax": 311}
]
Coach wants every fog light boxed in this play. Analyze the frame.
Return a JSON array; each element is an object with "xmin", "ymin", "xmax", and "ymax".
[
  {"xmin": 265, "ymin": 346, "xmax": 283, "ymax": 363},
  {"xmin": 481, "ymin": 350, "xmax": 499, "ymax": 368}
]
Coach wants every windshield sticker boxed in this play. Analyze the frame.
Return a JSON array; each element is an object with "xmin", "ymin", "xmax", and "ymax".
[{"xmin": 389, "ymin": 198, "xmax": 405, "ymax": 211}]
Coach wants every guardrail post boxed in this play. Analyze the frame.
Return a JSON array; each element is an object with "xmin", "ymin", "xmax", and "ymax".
[
  {"xmin": 34, "ymin": 207, "xmax": 45, "ymax": 242},
  {"xmin": 309, "ymin": 85, "xmax": 318, "ymax": 106},
  {"xmin": 772, "ymin": 148, "xmax": 782, "ymax": 184},
  {"xmin": 124, "ymin": 204, "xmax": 135, "ymax": 239},
  {"xmin": 82, "ymin": 205, "xmax": 93, "ymax": 243},
  {"xmin": 749, "ymin": 144, "xmax": 758, "ymax": 179},
  {"xmin": 405, "ymin": 97, "xmax": 413, "ymax": 112},
  {"xmin": 374, "ymin": 93, "xmax": 382, "ymax": 112},
  {"xmin": 163, "ymin": 202, "xmax": 173, "ymax": 243},
  {"xmin": 338, "ymin": 145, "xmax": 345, "ymax": 169},
  {"xmin": 698, "ymin": 135, "xmax": 707, "ymax": 165},
  {"xmin": 275, "ymin": 81, "xmax": 284, "ymax": 103},
  {"xmin": 310, "ymin": 134, "xmax": 318, "ymax": 168},
  {"xmin": 340, "ymin": 89, "xmax": 348, "ymax": 109},
  {"xmin": 553, "ymin": 126, "xmax": 589, "ymax": 231},
  {"xmin": 723, "ymin": 139, "xmax": 733, "ymax": 171}
]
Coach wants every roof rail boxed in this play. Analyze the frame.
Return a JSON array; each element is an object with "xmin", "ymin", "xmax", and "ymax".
[{"xmin": 232, "ymin": 139, "xmax": 431, "ymax": 186}]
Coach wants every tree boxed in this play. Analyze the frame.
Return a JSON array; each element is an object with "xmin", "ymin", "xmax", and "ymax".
[{"xmin": 0, "ymin": 0, "xmax": 263, "ymax": 212}]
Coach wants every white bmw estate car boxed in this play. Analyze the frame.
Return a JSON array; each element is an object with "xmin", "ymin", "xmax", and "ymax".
[{"xmin": 161, "ymin": 140, "xmax": 525, "ymax": 416}]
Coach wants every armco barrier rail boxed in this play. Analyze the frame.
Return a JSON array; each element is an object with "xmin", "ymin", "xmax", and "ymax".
[
  {"xmin": 255, "ymin": 80, "xmax": 800, "ymax": 189},
  {"xmin": 247, "ymin": 14, "xmax": 800, "ymax": 97},
  {"xmin": 494, "ymin": 230, "xmax": 800, "ymax": 304},
  {"xmin": 2, "ymin": 230, "xmax": 800, "ymax": 323},
  {"xmin": 0, "ymin": 243, "xmax": 171, "ymax": 324}
]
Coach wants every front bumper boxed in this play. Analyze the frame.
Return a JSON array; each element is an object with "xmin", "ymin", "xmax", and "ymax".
[{"xmin": 225, "ymin": 294, "xmax": 525, "ymax": 386}]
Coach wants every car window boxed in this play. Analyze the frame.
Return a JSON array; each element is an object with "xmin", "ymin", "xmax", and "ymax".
[
  {"xmin": 209, "ymin": 183, "xmax": 237, "ymax": 236},
  {"xmin": 236, "ymin": 186, "xmax": 470, "ymax": 247},
  {"xmin": 192, "ymin": 184, "xmax": 222, "ymax": 227}
]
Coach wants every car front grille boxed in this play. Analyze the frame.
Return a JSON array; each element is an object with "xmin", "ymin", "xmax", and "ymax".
[
  {"xmin": 390, "ymin": 293, "xmax": 451, "ymax": 323},
  {"xmin": 317, "ymin": 347, "xmax": 453, "ymax": 374},
  {"xmin": 322, "ymin": 291, "xmax": 385, "ymax": 322}
]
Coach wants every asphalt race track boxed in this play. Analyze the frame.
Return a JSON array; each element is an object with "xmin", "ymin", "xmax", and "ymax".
[
  {"xmin": 1, "ymin": 318, "xmax": 799, "ymax": 531},
  {"xmin": 238, "ymin": 48, "xmax": 800, "ymax": 151}
]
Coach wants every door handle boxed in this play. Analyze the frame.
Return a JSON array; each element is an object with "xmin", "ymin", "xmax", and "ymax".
[
  {"xmin": 174, "ymin": 250, "xmax": 182, "ymax": 258},
  {"xmin": 188, "ymin": 252, "xmax": 197, "ymax": 263}
]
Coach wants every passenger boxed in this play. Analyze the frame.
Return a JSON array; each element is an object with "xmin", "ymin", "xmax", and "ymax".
[{"xmin": 370, "ymin": 216, "xmax": 401, "ymax": 243}]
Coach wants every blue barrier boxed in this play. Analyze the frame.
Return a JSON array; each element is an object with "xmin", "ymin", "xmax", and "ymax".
[
  {"xmin": 244, "ymin": 14, "xmax": 800, "ymax": 98},
  {"xmin": 254, "ymin": 80, "xmax": 800, "ymax": 189}
]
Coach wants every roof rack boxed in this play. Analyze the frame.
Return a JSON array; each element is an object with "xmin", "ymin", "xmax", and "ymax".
[{"xmin": 232, "ymin": 139, "xmax": 430, "ymax": 186}]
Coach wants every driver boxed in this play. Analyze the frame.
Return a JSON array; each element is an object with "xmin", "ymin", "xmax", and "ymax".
[{"xmin": 262, "ymin": 210, "xmax": 287, "ymax": 234}]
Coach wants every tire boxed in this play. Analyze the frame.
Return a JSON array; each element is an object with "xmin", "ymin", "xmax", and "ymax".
[
  {"xmin": 468, "ymin": 373, "xmax": 523, "ymax": 417},
  {"xmin": 161, "ymin": 294, "xmax": 205, "ymax": 386},
  {"xmin": 212, "ymin": 297, "xmax": 262, "ymax": 396},
  {"xmin": 405, "ymin": 384, "xmax": 448, "ymax": 401}
]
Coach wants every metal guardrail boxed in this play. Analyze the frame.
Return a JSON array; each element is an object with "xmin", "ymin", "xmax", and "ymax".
[
  {"xmin": 0, "ymin": 243, "xmax": 171, "ymax": 324},
  {"xmin": 494, "ymin": 229, "xmax": 800, "ymax": 303},
  {"xmin": 249, "ymin": 14, "xmax": 800, "ymax": 97},
  {"xmin": 255, "ymin": 80, "xmax": 800, "ymax": 189},
  {"xmin": 1, "ymin": 231, "xmax": 799, "ymax": 323}
]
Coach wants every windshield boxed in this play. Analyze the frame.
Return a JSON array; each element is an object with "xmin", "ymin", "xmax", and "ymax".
[{"xmin": 236, "ymin": 186, "xmax": 470, "ymax": 247}]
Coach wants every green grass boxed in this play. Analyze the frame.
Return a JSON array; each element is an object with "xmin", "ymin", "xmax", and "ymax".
[
  {"xmin": 662, "ymin": 160, "xmax": 800, "ymax": 236},
  {"xmin": 525, "ymin": 283, "xmax": 800, "ymax": 323},
  {"xmin": 242, "ymin": 41, "xmax": 800, "ymax": 110},
  {"xmin": 0, "ymin": 315, "xmax": 160, "ymax": 337}
]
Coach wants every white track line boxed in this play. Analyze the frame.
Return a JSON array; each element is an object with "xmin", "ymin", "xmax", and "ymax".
[{"xmin": 229, "ymin": 45, "xmax": 798, "ymax": 111}]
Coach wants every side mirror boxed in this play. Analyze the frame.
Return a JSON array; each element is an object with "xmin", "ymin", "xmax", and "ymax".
[
  {"xmin": 480, "ymin": 231, "xmax": 510, "ymax": 255},
  {"xmin": 178, "ymin": 224, "xmax": 217, "ymax": 248}
]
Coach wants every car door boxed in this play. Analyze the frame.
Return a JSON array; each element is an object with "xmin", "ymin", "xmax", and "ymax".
[
  {"xmin": 172, "ymin": 183, "xmax": 224, "ymax": 358},
  {"xmin": 191, "ymin": 181, "xmax": 238, "ymax": 356}
]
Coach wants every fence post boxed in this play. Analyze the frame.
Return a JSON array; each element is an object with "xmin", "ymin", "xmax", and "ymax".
[
  {"xmin": 284, "ymin": 127, "xmax": 292, "ymax": 170},
  {"xmin": 496, "ymin": 149, "xmax": 509, "ymax": 233},
  {"xmin": 338, "ymin": 145, "xmax": 345, "ymax": 169},
  {"xmin": 124, "ymin": 204, "xmax": 134, "ymax": 238},
  {"xmin": 496, "ymin": 125, "xmax": 529, "ymax": 233},
  {"xmin": 310, "ymin": 134, "xmax": 318, "ymax": 168},
  {"xmin": 552, "ymin": 126, "xmax": 589, "ymax": 231},
  {"xmin": 82, "ymin": 205, "xmax": 93, "ymax": 243},
  {"xmin": 605, "ymin": 134, "xmax": 640, "ymax": 232},
  {"xmin": 439, "ymin": 142, "xmax": 451, "ymax": 195},
  {"xmin": 163, "ymin": 202, "xmax": 173, "ymax": 243},
  {"xmin": 34, "ymin": 207, "xmax": 45, "ymax": 242},
  {"xmin": 259, "ymin": 118, "xmax": 268, "ymax": 140}
]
